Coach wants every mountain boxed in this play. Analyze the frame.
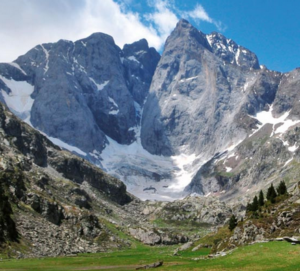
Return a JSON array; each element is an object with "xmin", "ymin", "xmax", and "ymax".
[
  {"xmin": 142, "ymin": 19, "xmax": 278, "ymax": 157},
  {"xmin": 141, "ymin": 19, "xmax": 300, "ymax": 201},
  {"xmin": 1, "ymin": 19, "xmax": 300, "ymax": 202},
  {"xmin": 0, "ymin": 34, "xmax": 160, "ymax": 154}
]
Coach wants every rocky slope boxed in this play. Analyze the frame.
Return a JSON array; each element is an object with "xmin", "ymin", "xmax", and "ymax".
[
  {"xmin": 186, "ymin": 69, "xmax": 300, "ymax": 202},
  {"xmin": 0, "ymin": 102, "xmax": 134, "ymax": 256},
  {"xmin": 197, "ymin": 182, "xmax": 300, "ymax": 254},
  {"xmin": 0, "ymin": 102, "xmax": 234, "ymax": 257}
]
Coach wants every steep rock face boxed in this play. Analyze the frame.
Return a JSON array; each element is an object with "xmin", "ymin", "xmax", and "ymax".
[
  {"xmin": 123, "ymin": 39, "xmax": 161, "ymax": 106},
  {"xmin": 0, "ymin": 102, "xmax": 133, "ymax": 205},
  {"xmin": 141, "ymin": 19, "xmax": 281, "ymax": 157},
  {"xmin": 0, "ymin": 35, "xmax": 160, "ymax": 154},
  {"xmin": 207, "ymin": 32, "xmax": 260, "ymax": 70},
  {"xmin": 0, "ymin": 102, "xmax": 138, "ymax": 256},
  {"xmin": 186, "ymin": 66, "xmax": 300, "ymax": 198},
  {"xmin": 273, "ymin": 68, "xmax": 300, "ymax": 117}
]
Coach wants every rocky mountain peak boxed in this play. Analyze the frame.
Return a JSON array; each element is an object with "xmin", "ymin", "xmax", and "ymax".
[
  {"xmin": 84, "ymin": 32, "xmax": 116, "ymax": 44},
  {"xmin": 0, "ymin": 31, "xmax": 160, "ymax": 157},
  {"xmin": 123, "ymin": 38, "xmax": 149, "ymax": 55},
  {"xmin": 166, "ymin": 19, "xmax": 210, "ymax": 52},
  {"xmin": 206, "ymin": 31, "xmax": 260, "ymax": 69}
]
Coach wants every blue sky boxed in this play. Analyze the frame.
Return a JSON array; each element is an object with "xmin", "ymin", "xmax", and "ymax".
[
  {"xmin": 0, "ymin": 0, "xmax": 299, "ymax": 72},
  {"xmin": 123, "ymin": 0, "xmax": 300, "ymax": 72}
]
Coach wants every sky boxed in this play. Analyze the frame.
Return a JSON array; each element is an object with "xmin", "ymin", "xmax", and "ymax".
[{"xmin": 0, "ymin": 0, "xmax": 299, "ymax": 72}]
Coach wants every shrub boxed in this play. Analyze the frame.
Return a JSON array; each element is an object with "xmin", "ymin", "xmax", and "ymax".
[
  {"xmin": 228, "ymin": 215, "xmax": 238, "ymax": 231},
  {"xmin": 277, "ymin": 181, "xmax": 287, "ymax": 196}
]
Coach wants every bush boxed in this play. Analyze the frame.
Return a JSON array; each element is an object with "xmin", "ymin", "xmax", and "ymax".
[
  {"xmin": 277, "ymin": 181, "xmax": 287, "ymax": 196},
  {"xmin": 228, "ymin": 215, "xmax": 238, "ymax": 231},
  {"xmin": 0, "ymin": 184, "xmax": 18, "ymax": 242}
]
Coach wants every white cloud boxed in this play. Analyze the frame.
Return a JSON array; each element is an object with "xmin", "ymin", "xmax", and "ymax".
[
  {"xmin": 184, "ymin": 4, "xmax": 213, "ymax": 23},
  {"xmin": 0, "ymin": 0, "xmax": 222, "ymax": 62},
  {"xmin": 145, "ymin": 0, "xmax": 179, "ymax": 46},
  {"xmin": 80, "ymin": 0, "xmax": 163, "ymax": 50},
  {"xmin": 182, "ymin": 4, "xmax": 225, "ymax": 31}
]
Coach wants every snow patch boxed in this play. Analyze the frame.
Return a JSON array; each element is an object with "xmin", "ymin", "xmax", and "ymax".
[
  {"xmin": 284, "ymin": 158, "xmax": 293, "ymax": 167},
  {"xmin": 40, "ymin": 44, "xmax": 49, "ymax": 74},
  {"xmin": 108, "ymin": 97, "xmax": 119, "ymax": 115},
  {"xmin": 288, "ymin": 144, "xmax": 298, "ymax": 152},
  {"xmin": 235, "ymin": 47, "xmax": 241, "ymax": 66},
  {"xmin": 179, "ymin": 76, "xmax": 198, "ymax": 83},
  {"xmin": 226, "ymin": 167, "xmax": 232, "ymax": 172},
  {"xmin": 109, "ymin": 109, "xmax": 119, "ymax": 115},
  {"xmin": 228, "ymin": 152, "xmax": 235, "ymax": 159},
  {"xmin": 205, "ymin": 192, "xmax": 211, "ymax": 198},
  {"xmin": 127, "ymin": 56, "xmax": 139, "ymax": 63},
  {"xmin": 48, "ymin": 136, "xmax": 87, "ymax": 156},
  {"xmin": 8, "ymin": 63, "xmax": 27, "ymax": 75},
  {"xmin": 249, "ymin": 105, "xmax": 300, "ymax": 137},
  {"xmin": 0, "ymin": 75, "xmax": 34, "ymax": 120},
  {"xmin": 100, "ymin": 135, "xmax": 203, "ymax": 201},
  {"xmin": 207, "ymin": 35, "xmax": 213, "ymax": 47},
  {"xmin": 226, "ymin": 140, "xmax": 243, "ymax": 152},
  {"xmin": 108, "ymin": 97, "xmax": 118, "ymax": 108},
  {"xmin": 89, "ymin": 150, "xmax": 101, "ymax": 159},
  {"xmin": 89, "ymin": 78, "xmax": 109, "ymax": 91}
]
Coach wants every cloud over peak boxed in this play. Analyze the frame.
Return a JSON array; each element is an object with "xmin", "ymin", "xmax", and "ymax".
[{"xmin": 0, "ymin": 0, "xmax": 223, "ymax": 62}]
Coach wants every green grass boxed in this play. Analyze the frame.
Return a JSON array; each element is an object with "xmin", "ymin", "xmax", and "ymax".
[{"xmin": 1, "ymin": 241, "xmax": 300, "ymax": 270}]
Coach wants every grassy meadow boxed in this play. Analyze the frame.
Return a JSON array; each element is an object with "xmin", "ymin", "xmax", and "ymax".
[{"xmin": 1, "ymin": 241, "xmax": 300, "ymax": 270}]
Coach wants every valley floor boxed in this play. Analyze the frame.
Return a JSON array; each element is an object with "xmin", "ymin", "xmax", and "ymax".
[{"xmin": 1, "ymin": 241, "xmax": 300, "ymax": 271}]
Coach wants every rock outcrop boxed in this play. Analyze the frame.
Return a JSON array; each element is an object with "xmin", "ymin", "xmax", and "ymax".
[
  {"xmin": 141, "ymin": 19, "xmax": 280, "ymax": 157},
  {"xmin": 0, "ymin": 102, "xmax": 135, "ymax": 256},
  {"xmin": 0, "ymin": 34, "xmax": 160, "ymax": 155}
]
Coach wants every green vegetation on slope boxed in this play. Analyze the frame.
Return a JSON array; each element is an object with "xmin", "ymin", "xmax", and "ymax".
[{"xmin": 0, "ymin": 241, "xmax": 300, "ymax": 270}]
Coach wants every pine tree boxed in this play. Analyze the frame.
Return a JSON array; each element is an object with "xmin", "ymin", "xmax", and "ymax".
[
  {"xmin": 228, "ymin": 215, "xmax": 238, "ymax": 231},
  {"xmin": 246, "ymin": 202, "xmax": 252, "ymax": 212},
  {"xmin": 258, "ymin": 190, "xmax": 264, "ymax": 206},
  {"xmin": 252, "ymin": 195, "xmax": 259, "ymax": 211},
  {"xmin": 267, "ymin": 183, "xmax": 277, "ymax": 203},
  {"xmin": 0, "ymin": 184, "xmax": 18, "ymax": 242},
  {"xmin": 277, "ymin": 181, "xmax": 287, "ymax": 195}
]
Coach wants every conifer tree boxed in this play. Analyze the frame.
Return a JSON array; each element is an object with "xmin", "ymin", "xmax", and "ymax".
[
  {"xmin": 229, "ymin": 215, "xmax": 238, "ymax": 231},
  {"xmin": 277, "ymin": 181, "xmax": 287, "ymax": 195},
  {"xmin": 0, "ymin": 184, "xmax": 18, "ymax": 242},
  {"xmin": 246, "ymin": 202, "xmax": 252, "ymax": 212},
  {"xmin": 267, "ymin": 183, "xmax": 277, "ymax": 203},
  {"xmin": 252, "ymin": 195, "xmax": 259, "ymax": 211},
  {"xmin": 258, "ymin": 190, "xmax": 264, "ymax": 206}
]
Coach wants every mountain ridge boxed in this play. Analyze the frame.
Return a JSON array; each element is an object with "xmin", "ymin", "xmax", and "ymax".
[{"xmin": 0, "ymin": 19, "xmax": 299, "ymax": 201}]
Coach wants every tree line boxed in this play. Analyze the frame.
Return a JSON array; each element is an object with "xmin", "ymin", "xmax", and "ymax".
[
  {"xmin": 229, "ymin": 181, "xmax": 288, "ymax": 231},
  {"xmin": 246, "ymin": 180, "xmax": 287, "ymax": 212}
]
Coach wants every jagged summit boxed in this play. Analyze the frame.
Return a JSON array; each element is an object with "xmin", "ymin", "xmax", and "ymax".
[
  {"xmin": 171, "ymin": 19, "xmax": 259, "ymax": 70},
  {"xmin": 165, "ymin": 19, "xmax": 210, "ymax": 53},
  {"xmin": 206, "ymin": 31, "xmax": 260, "ymax": 69}
]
